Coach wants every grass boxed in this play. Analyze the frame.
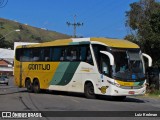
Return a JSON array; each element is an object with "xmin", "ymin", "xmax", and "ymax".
[
  {"xmin": 147, "ymin": 90, "xmax": 160, "ymax": 96},
  {"xmin": 145, "ymin": 89, "xmax": 160, "ymax": 98}
]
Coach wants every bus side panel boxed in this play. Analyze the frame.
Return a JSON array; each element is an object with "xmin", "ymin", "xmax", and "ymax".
[
  {"xmin": 48, "ymin": 62, "xmax": 81, "ymax": 92},
  {"xmin": 48, "ymin": 62, "xmax": 99, "ymax": 93},
  {"xmin": 14, "ymin": 61, "xmax": 61, "ymax": 89},
  {"xmin": 14, "ymin": 60, "xmax": 21, "ymax": 87}
]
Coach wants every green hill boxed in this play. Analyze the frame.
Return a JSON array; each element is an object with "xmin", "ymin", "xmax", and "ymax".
[{"xmin": 0, "ymin": 18, "xmax": 71, "ymax": 49}]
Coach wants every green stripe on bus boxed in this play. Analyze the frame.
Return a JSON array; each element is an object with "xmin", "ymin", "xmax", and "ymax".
[
  {"xmin": 133, "ymin": 82, "xmax": 140, "ymax": 86},
  {"xmin": 69, "ymin": 41, "xmax": 90, "ymax": 45},
  {"xmin": 57, "ymin": 62, "xmax": 80, "ymax": 85},
  {"xmin": 50, "ymin": 62, "xmax": 70, "ymax": 85},
  {"xmin": 69, "ymin": 42, "xmax": 79, "ymax": 45}
]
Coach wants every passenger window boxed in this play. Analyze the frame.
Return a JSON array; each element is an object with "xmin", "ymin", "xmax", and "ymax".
[
  {"xmin": 60, "ymin": 49, "xmax": 66, "ymax": 61},
  {"xmin": 80, "ymin": 46, "xmax": 87, "ymax": 61},
  {"xmin": 21, "ymin": 49, "xmax": 32, "ymax": 62},
  {"xmin": 44, "ymin": 48, "xmax": 50, "ymax": 61},
  {"xmin": 80, "ymin": 46, "xmax": 93, "ymax": 65},
  {"xmin": 16, "ymin": 49, "xmax": 21, "ymax": 61},
  {"xmin": 66, "ymin": 47, "xmax": 78, "ymax": 61},
  {"xmin": 52, "ymin": 47, "xmax": 62, "ymax": 61},
  {"xmin": 32, "ymin": 48, "xmax": 40, "ymax": 61},
  {"xmin": 86, "ymin": 49, "xmax": 93, "ymax": 64}
]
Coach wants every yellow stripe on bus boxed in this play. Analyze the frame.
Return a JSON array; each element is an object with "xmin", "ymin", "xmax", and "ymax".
[
  {"xmin": 115, "ymin": 80, "xmax": 134, "ymax": 86},
  {"xmin": 91, "ymin": 38, "xmax": 139, "ymax": 48}
]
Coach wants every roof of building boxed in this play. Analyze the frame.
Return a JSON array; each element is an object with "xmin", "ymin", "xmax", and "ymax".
[
  {"xmin": 0, "ymin": 59, "xmax": 12, "ymax": 66},
  {"xmin": 0, "ymin": 48, "xmax": 14, "ymax": 59}
]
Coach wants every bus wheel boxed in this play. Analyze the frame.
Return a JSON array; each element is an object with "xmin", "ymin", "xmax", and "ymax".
[
  {"xmin": 25, "ymin": 79, "xmax": 33, "ymax": 92},
  {"xmin": 84, "ymin": 82, "xmax": 96, "ymax": 99},
  {"xmin": 112, "ymin": 96, "xmax": 126, "ymax": 101},
  {"xmin": 33, "ymin": 79, "xmax": 40, "ymax": 93}
]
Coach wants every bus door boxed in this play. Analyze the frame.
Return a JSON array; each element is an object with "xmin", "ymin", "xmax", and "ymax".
[{"xmin": 99, "ymin": 53, "xmax": 111, "ymax": 85}]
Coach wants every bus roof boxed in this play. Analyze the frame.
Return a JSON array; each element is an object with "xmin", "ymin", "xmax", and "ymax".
[
  {"xmin": 90, "ymin": 38, "xmax": 139, "ymax": 48},
  {"xmin": 16, "ymin": 38, "xmax": 139, "ymax": 49}
]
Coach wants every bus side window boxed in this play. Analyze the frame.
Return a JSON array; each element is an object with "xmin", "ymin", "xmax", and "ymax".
[
  {"xmin": 66, "ymin": 47, "xmax": 78, "ymax": 61},
  {"xmin": 32, "ymin": 48, "xmax": 40, "ymax": 61},
  {"xmin": 60, "ymin": 49, "xmax": 66, "ymax": 61},
  {"xmin": 86, "ymin": 49, "xmax": 93, "ymax": 65},
  {"xmin": 80, "ymin": 46, "xmax": 93, "ymax": 65},
  {"xmin": 21, "ymin": 49, "xmax": 32, "ymax": 62},
  {"xmin": 80, "ymin": 46, "xmax": 87, "ymax": 61},
  {"xmin": 71, "ymin": 50, "xmax": 77, "ymax": 61},
  {"xmin": 53, "ymin": 47, "xmax": 62, "ymax": 61},
  {"xmin": 15, "ymin": 49, "xmax": 21, "ymax": 61},
  {"xmin": 44, "ymin": 48, "xmax": 51, "ymax": 61}
]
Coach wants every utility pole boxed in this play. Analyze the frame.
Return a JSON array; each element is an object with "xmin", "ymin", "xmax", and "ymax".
[{"xmin": 66, "ymin": 15, "xmax": 83, "ymax": 38}]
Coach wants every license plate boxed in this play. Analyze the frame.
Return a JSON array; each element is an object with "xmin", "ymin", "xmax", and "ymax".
[{"xmin": 129, "ymin": 91, "xmax": 135, "ymax": 94}]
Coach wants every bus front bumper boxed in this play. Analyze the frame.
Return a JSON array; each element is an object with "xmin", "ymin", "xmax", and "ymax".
[{"xmin": 109, "ymin": 85, "xmax": 146, "ymax": 96}]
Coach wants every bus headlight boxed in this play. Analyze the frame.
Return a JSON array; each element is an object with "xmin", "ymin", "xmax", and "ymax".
[
  {"xmin": 107, "ymin": 80, "xmax": 121, "ymax": 88},
  {"xmin": 115, "ymin": 83, "xmax": 120, "ymax": 87}
]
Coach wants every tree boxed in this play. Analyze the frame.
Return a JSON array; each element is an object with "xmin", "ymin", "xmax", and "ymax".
[
  {"xmin": 125, "ymin": 0, "xmax": 160, "ymax": 68},
  {"xmin": 19, "ymin": 24, "xmax": 23, "ymax": 30},
  {"xmin": 0, "ymin": 34, "xmax": 6, "ymax": 47},
  {"xmin": 0, "ymin": 22, "xmax": 4, "ymax": 29},
  {"xmin": 0, "ymin": 34, "xmax": 13, "ymax": 49}
]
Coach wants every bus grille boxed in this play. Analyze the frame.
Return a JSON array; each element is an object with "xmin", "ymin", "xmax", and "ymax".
[{"xmin": 120, "ymin": 86, "xmax": 143, "ymax": 89}]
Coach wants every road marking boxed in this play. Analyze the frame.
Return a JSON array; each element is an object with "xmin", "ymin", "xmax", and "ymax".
[
  {"xmin": 59, "ymin": 95, "xmax": 64, "ymax": 97},
  {"xmin": 71, "ymin": 99, "xmax": 80, "ymax": 103}
]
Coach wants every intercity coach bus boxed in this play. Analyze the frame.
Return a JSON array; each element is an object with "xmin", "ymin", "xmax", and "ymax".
[{"xmin": 14, "ymin": 38, "xmax": 152, "ymax": 100}]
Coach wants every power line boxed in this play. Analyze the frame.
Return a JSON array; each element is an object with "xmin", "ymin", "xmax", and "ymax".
[{"xmin": 66, "ymin": 15, "xmax": 83, "ymax": 38}]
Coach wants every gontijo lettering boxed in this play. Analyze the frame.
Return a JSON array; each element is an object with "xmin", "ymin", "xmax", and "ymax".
[{"xmin": 28, "ymin": 64, "xmax": 50, "ymax": 70}]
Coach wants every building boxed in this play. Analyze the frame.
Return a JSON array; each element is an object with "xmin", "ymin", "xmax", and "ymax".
[
  {"xmin": 0, "ymin": 59, "xmax": 13, "ymax": 75},
  {"xmin": 0, "ymin": 48, "xmax": 14, "ymax": 75}
]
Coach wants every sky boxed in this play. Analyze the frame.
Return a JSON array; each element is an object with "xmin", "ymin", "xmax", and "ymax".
[{"xmin": 0, "ymin": 0, "xmax": 140, "ymax": 39}]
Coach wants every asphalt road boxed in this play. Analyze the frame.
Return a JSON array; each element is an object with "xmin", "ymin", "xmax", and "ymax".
[{"xmin": 0, "ymin": 76, "xmax": 160, "ymax": 120}]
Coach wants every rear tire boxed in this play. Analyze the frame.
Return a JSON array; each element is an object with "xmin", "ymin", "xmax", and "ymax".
[
  {"xmin": 25, "ymin": 79, "xmax": 33, "ymax": 92},
  {"xmin": 84, "ymin": 82, "xmax": 96, "ymax": 99},
  {"xmin": 33, "ymin": 79, "xmax": 40, "ymax": 93}
]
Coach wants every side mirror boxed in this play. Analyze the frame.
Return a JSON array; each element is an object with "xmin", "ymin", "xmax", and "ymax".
[
  {"xmin": 142, "ymin": 53, "xmax": 152, "ymax": 67},
  {"xmin": 100, "ymin": 51, "xmax": 114, "ymax": 66}
]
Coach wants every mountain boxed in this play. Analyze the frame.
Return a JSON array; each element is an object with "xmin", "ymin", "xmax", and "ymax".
[{"xmin": 0, "ymin": 18, "xmax": 71, "ymax": 49}]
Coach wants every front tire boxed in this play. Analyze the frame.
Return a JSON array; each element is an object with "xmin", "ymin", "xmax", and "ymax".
[{"xmin": 84, "ymin": 82, "xmax": 96, "ymax": 99}]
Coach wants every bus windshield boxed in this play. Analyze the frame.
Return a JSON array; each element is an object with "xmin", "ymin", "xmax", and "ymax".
[{"xmin": 111, "ymin": 49, "xmax": 144, "ymax": 81}]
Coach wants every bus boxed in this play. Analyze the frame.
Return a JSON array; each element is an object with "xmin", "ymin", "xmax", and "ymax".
[{"xmin": 14, "ymin": 38, "xmax": 152, "ymax": 100}]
